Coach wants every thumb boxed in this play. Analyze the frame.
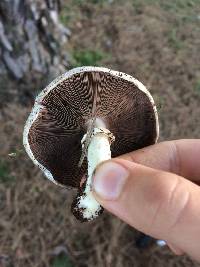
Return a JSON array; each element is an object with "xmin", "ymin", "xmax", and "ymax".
[{"xmin": 92, "ymin": 159, "xmax": 200, "ymax": 261}]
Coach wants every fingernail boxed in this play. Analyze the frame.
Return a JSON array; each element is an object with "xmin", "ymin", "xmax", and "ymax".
[{"xmin": 92, "ymin": 161, "xmax": 129, "ymax": 200}]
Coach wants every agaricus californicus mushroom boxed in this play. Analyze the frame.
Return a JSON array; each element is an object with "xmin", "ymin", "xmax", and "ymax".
[{"xmin": 23, "ymin": 66, "xmax": 159, "ymax": 222}]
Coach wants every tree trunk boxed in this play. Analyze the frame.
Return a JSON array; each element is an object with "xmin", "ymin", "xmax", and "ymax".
[{"xmin": 0, "ymin": 0, "xmax": 70, "ymax": 81}]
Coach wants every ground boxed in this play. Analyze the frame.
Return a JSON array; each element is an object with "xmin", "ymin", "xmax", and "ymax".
[{"xmin": 0, "ymin": 0, "xmax": 200, "ymax": 266}]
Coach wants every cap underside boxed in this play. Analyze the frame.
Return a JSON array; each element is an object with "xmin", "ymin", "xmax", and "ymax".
[{"xmin": 24, "ymin": 68, "xmax": 158, "ymax": 188}]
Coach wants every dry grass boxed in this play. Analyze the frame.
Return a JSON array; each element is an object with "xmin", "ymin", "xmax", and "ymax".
[
  {"xmin": 0, "ymin": 104, "xmax": 141, "ymax": 267},
  {"xmin": 1, "ymin": 0, "xmax": 200, "ymax": 266}
]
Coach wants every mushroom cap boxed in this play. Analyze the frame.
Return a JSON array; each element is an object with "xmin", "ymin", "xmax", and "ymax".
[{"xmin": 23, "ymin": 67, "xmax": 159, "ymax": 188}]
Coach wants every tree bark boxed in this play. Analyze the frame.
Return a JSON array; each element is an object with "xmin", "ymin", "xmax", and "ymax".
[{"xmin": 0, "ymin": 0, "xmax": 70, "ymax": 81}]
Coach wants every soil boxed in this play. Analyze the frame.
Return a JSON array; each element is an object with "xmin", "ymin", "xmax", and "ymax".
[{"xmin": 0, "ymin": 1, "xmax": 200, "ymax": 267}]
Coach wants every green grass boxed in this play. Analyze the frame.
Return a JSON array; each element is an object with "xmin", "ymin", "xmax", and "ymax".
[
  {"xmin": 160, "ymin": 0, "xmax": 200, "ymax": 25},
  {"xmin": 152, "ymin": 94, "xmax": 165, "ymax": 113},
  {"xmin": 168, "ymin": 28, "xmax": 183, "ymax": 50},
  {"xmin": 194, "ymin": 80, "xmax": 200, "ymax": 93},
  {"xmin": 73, "ymin": 0, "xmax": 108, "ymax": 4},
  {"xmin": 0, "ymin": 160, "xmax": 15, "ymax": 185},
  {"xmin": 60, "ymin": 0, "xmax": 111, "ymax": 25},
  {"xmin": 51, "ymin": 254, "xmax": 74, "ymax": 267},
  {"xmin": 71, "ymin": 49, "xmax": 108, "ymax": 67},
  {"xmin": 132, "ymin": 0, "xmax": 199, "ymax": 9},
  {"xmin": 160, "ymin": 0, "xmax": 199, "ymax": 11},
  {"xmin": 59, "ymin": 2, "xmax": 81, "ymax": 26},
  {"xmin": 60, "ymin": 7, "xmax": 72, "ymax": 25},
  {"xmin": 132, "ymin": 0, "xmax": 200, "ymax": 23}
]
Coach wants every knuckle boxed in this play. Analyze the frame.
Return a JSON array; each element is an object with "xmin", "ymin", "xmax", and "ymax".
[
  {"xmin": 151, "ymin": 170, "xmax": 175, "ymax": 205},
  {"xmin": 169, "ymin": 141, "xmax": 181, "ymax": 175}
]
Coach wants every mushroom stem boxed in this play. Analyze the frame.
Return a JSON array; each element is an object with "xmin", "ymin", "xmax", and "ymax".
[{"xmin": 74, "ymin": 127, "xmax": 114, "ymax": 221}]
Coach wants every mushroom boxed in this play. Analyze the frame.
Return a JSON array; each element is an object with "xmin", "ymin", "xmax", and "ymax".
[{"xmin": 23, "ymin": 66, "xmax": 159, "ymax": 222}]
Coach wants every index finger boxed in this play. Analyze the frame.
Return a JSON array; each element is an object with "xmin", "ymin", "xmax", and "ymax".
[{"xmin": 118, "ymin": 139, "xmax": 200, "ymax": 182}]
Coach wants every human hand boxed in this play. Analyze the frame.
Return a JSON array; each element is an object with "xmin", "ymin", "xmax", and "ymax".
[{"xmin": 92, "ymin": 139, "xmax": 200, "ymax": 261}]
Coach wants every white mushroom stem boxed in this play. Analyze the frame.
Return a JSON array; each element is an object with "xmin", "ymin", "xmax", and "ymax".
[{"xmin": 77, "ymin": 127, "xmax": 115, "ymax": 220}]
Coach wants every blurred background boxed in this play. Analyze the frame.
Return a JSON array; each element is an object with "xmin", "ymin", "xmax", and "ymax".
[{"xmin": 0, "ymin": 0, "xmax": 200, "ymax": 266}]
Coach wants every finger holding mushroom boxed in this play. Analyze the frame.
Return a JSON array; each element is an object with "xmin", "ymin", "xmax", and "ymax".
[{"xmin": 23, "ymin": 66, "xmax": 159, "ymax": 222}]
